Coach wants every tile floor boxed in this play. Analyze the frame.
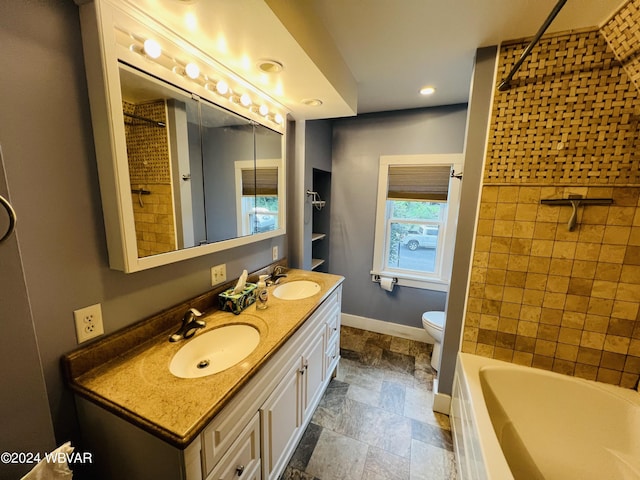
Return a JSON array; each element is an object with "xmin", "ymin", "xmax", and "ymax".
[{"xmin": 280, "ymin": 326, "xmax": 458, "ymax": 480}]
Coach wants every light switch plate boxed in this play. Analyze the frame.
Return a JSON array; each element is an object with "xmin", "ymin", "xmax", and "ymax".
[
  {"xmin": 272, "ymin": 246, "xmax": 278, "ymax": 261},
  {"xmin": 211, "ymin": 264, "xmax": 227, "ymax": 285}
]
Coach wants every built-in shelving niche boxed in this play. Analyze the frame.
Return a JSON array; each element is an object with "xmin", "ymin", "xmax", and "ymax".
[{"xmin": 311, "ymin": 168, "xmax": 331, "ymax": 272}]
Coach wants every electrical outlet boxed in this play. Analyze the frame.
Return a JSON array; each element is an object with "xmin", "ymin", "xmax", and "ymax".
[
  {"xmin": 211, "ymin": 264, "xmax": 227, "ymax": 286},
  {"xmin": 74, "ymin": 303, "xmax": 104, "ymax": 343},
  {"xmin": 272, "ymin": 246, "xmax": 279, "ymax": 261}
]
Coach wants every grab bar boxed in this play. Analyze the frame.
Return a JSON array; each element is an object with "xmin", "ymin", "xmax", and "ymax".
[
  {"xmin": 0, "ymin": 194, "xmax": 16, "ymax": 244},
  {"xmin": 497, "ymin": 0, "xmax": 567, "ymax": 91}
]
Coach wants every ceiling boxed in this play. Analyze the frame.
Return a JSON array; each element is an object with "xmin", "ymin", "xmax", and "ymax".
[
  {"xmin": 309, "ymin": 0, "xmax": 626, "ymax": 113},
  {"xmin": 123, "ymin": 0, "xmax": 625, "ymax": 119}
]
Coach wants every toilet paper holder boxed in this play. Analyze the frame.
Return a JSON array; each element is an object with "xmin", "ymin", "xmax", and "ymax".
[{"xmin": 371, "ymin": 274, "xmax": 398, "ymax": 285}]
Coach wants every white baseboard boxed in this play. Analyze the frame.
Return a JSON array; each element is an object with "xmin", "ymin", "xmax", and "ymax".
[
  {"xmin": 433, "ymin": 392, "xmax": 451, "ymax": 414},
  {"xmin": 341, "ymin": 313, "xmax": 433, "ymax": 344}
]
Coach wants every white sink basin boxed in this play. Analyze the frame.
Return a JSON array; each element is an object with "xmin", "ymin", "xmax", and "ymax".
[
  {"xmin": 170, "ymin": 324, "xmax": 260, "ymax": 378},
  {"xmin": 273, "ymin": 280, "xmax": 321, "ymax": 300}
]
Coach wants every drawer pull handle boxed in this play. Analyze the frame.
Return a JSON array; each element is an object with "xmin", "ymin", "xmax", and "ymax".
[
  {"xmin": 299, "ymin": 361, "xmax": 309, "ymax": 375},
  {"xmin": 236, "ymin": 465, "xmax": 245, "ymax": 476}
]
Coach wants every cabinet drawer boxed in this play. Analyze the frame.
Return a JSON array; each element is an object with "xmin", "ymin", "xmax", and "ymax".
[
  {"xmin": 325, "ymin": 334, "xmax": 340, "ymax": 376},
  {"xmin": 325, "ymin": 304, "xmax": 340, "ymax": 345},
  {"xmin": 207, "ymin": 413, "xmax": 261, "ymax": 480},
  {"xmin": 313, "ymin": 287, "xmax": 340, "ymax": 325}
]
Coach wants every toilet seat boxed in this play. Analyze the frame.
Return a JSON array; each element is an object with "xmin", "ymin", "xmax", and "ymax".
[{"xmin": 422, "ymin": 311, "xmax": 444, "ymax": 330}]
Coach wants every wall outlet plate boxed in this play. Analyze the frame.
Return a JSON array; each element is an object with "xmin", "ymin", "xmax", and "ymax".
[
  {"xmin": 211, "ymin": 264, "xmax": 227, "ymax": 286},
  {"xmin": 74, "ymin": 303, "xmax": 104, "ymax": 343},
  {"xmin": 272, "ymin": 245, "xmax": 279, "ymax": 261}
]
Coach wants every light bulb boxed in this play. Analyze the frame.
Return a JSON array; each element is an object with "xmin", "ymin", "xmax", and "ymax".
[
  {"xmin": 274, "ymin": 113, "xmax": 283, "ymax": 124},
  {"xmin": 185, "ymin": 62, "xmax": 200, "ymax": 79},
  {"xmin": 259, "ymin": 104, "xmax": 269, "ymax": 116},
  {"xmin": 216, "ymin": 80, "xmax": 229, "ymax": 95},
  {"xmin": 143, "ymin": 39, "xmax": 162, "ymax": 59},
  {"xmin": 240, "ymin": 93, "xmax": 252, "ymax": 107}
]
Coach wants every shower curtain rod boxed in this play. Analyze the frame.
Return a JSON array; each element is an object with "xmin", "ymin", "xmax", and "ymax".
[
  {"xmin": 497, "ymin": 0, "xmax": 568, "ymax": 91},
  {"xmin": 123, "ymin": 111, "xmax": 166, "ymax": 128}
]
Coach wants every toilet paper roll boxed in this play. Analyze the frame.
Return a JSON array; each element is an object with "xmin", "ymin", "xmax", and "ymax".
[{"xmin": 380, "ymin": 276, "xmax": 395, "ymax": 292}]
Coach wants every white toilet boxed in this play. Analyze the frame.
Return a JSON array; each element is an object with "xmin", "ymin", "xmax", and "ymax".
[{"xmin": 422, "ymin": 311, "xmax": 445, "ymax": 371}]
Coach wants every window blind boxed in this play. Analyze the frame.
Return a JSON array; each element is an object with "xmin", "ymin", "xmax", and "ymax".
[
  {"xmin": 242, "ymin": 168, "xmax": 278, "ymax": 195},
  {"xmin": 387, "ymin": 165, "xmax": 451, "ymax": 201}
]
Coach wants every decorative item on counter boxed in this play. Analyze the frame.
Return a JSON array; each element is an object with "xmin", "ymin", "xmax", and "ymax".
[
  {"xmin": 219, "ymin": 270, "xmax": 256, "ymax": 314},
  {"xmin": 256, "ymin": 275, "xmax": 269, "ymax": 310}
]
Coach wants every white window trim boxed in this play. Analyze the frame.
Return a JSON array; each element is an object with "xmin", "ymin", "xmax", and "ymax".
[{"xmin": 371, "ymin": 154, "xmax": 463, "ymax": 292}]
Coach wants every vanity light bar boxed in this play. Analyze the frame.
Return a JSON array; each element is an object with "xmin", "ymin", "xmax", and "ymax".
[{"xmin": 128, "ymin": 35, "xmax": 284, "ymax": 126}]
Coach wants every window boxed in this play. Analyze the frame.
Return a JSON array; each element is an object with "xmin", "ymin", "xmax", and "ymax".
[
  {"xmin": 235, "ymin": 160, "xmax": 281, "ymax": 236},
  {"xmin": 372, "ymin": 154, "xmax": 463, "ymax": 292}
]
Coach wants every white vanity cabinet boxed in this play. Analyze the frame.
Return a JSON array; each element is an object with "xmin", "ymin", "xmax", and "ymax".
[
  {"xmin": 260, "ymin": 321, "xmax": 326, "ymax": 480},
  {"xmin": 206, "ymin": 286, "xmax": 341, "ymax": 480},
  {"xmin": 75, "ymin": 285, "xmax": 342, "ymax": 480}
]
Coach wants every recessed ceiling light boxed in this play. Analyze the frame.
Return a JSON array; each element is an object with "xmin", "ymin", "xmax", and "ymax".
[
  {"xmin": 301, "ymin": 98, "xmax": 323, "ymax": 107},
  {"xmin": 257, "ymin": 59, "xmax": 284, "ymax": 74},
  {"xmin": 420, "ymin": 86, "xmax": 436, "ymax": 96}
]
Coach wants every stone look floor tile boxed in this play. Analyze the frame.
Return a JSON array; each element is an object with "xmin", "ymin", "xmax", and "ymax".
[
  {"xmin": 287, "ymin": 422, "xmax": 323, "ymax": 470},
  {"xmin": 305, "ymin": 429, "xmax": 369, "ymax": 480},
  {"xmin": 409, "ymin": 439, "xmax": 457, "ymax": 480},
  {"xmin": 281, "ymin": 326, "xmax": 457, "ymax": 480},
  {"xmin": 311, "ymin": 381, "xmax": 349, "ymax": 431},
  {"xmin": 364, "ymin": 446, "xmax": 410, "ymax": 480},
  {"xmin": 379, "ymin": 380, "xmax": 405, "ymax": 415},
  {"xmin": 346, "ymin": 383, "xmax": 380, "ymax": 408},
  {"xmin": 336, "ymin": 357, "xmax": 385, "ymax": 392},
  {"xmin": 411, "ymin": 419, "xmax": 453, "ymax": 451}
]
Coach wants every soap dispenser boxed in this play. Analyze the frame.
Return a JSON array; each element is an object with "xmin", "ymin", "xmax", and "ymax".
[{"xmin": 256, "ymin": 275, "xmax": 269, "ymax": 310}]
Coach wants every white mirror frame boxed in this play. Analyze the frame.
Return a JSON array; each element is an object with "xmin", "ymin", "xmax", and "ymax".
[{"xmin": 77, "ymin": 0, "xmax": 287, "ymax": 272}]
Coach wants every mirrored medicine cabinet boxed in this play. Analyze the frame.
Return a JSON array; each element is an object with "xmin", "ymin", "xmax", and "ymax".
[{"xmin": 77, "ymin": 0, "xmax": 286, "ymax": 272}]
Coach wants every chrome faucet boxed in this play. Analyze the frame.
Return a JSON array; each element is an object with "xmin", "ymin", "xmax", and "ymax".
[
  {"xmin": 169, "ymin": 308, "xmax": 205, "ymax": 342},
  {"xmin": 271, "ymin": 265, "xmax": 288, "ymax": 284}
]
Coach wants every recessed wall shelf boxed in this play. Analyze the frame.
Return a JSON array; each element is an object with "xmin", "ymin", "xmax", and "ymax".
[
  {"xmin": 540, "ymin": 194, "xmax": 613, "ymax": 231},
  {"xmin": 310, "ymin": 168, "xmax": 331, "ymax": 273},
  {"xmin": 311, "ymin": 258, "xmax": 325, "ymax": 270}
]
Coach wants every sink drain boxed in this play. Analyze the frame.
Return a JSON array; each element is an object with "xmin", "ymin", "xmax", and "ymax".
[{"xmin": 197, "ymin": 359, "xmax": 210, "ymax": 369}]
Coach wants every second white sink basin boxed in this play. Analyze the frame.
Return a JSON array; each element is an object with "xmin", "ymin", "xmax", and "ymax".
[
  {"xmin": 170, "ymin": 324, "xmax": 260, "ymax": 379},
  {"xmin": 273, "ymin": 280, "xmax": 321, "ymax": 300}
]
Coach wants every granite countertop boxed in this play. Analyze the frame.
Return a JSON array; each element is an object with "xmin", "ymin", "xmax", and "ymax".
[{"xmin": 63, "ymin": 269, "xmax": 344, "ymax": 449}]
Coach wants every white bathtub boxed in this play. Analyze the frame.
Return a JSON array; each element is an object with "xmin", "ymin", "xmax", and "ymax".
[{"xmin": 451, "ymin": 352, "xmax": 640, "ymax": 480}]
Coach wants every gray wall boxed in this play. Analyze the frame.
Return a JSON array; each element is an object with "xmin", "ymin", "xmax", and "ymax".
[
  {"xmin": 439, "ymin": 47, "xmax": 499, "ymax": 396},
  {"xmin": 329, "ymin": 106, "xmax": 468, "ymax": 327},
  {"xmin": 0, "ymin": 151, "xmax": 56, "ymax": 478},
  {"xmin": 0, "ymin": 0, "xmax": 285, "ymax": 455}
]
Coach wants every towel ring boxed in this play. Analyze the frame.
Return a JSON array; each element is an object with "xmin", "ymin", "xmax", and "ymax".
[{"xmin": 0, "ymin": 194, "xmax": 16, "ymax": 244}]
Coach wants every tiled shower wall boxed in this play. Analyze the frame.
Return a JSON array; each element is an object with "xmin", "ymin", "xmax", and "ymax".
[
  {"xmin": 462, "ymin": 2, "xmax": 640, "ymax": 387},
  {"xmin": 123, "ymin": 100, "xmax": 177, "ymax": 257}
]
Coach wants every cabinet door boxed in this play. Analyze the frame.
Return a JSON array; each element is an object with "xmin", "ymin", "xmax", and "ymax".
[
  {"xmin": 301, "ymin": 327, "xmax": 325, "ymax": 424},
  {"xmin": 260, "ymin": 360, "xmax": 302, "ymax": 480}
]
